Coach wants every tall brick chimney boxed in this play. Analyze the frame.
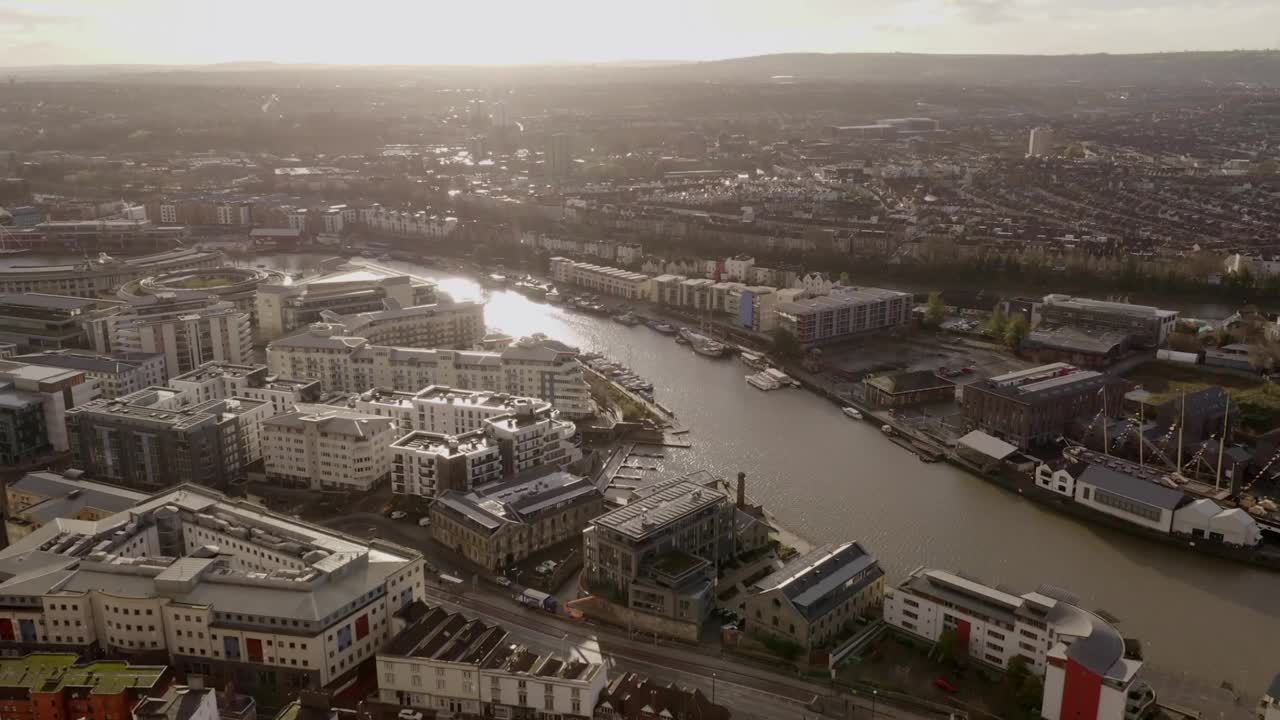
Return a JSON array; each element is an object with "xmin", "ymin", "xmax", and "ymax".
[{"xmin": 736, "ymin": 471, "xmax": 746, "ymax": 509}]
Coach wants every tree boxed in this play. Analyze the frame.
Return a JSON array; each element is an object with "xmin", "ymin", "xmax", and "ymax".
[
  {"xmin": 989, "ymin": 304, "xmax": 1009, "ymax": 337},
  {"xmin": 925, "ymin": 291, "xmax": 946, "ymax": 327},
  {"xmin": 1004, "ymin": 314, "xmax": 1029, "ymax": 350},
  {"xmin": 772, "ymin": 328, "xmax": 801, "ymax": 358},
  {"xmin": 1016, "ymin": 672, "xmax": 1045, "ymax": 718},
  {"xmin": 936, "ymin": 627, "xmax": 961, "ymax": 666}
]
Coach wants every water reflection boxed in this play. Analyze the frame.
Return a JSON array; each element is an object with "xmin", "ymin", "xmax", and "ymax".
[{"xmin": 250, "ymin": 253, "xmax": 1279, "ymax": 690}]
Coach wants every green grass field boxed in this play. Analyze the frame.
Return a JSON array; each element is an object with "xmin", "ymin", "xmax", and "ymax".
[{"xmin": 1123, "ymin": 361, "xmax": 1280, "ymax": 433}]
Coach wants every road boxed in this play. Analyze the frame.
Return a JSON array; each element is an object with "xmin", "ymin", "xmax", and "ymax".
[
  {"xmin": 320, "ymin": 510, "xmax": 954, "ymax": 719},
  {"xmin": 416, "ymin": 583, "xmax": 948, "ymax": 720}
]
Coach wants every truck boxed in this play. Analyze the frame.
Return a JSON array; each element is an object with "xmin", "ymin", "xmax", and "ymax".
[{"xmin": 517, "ymin": 588, "xmax": 558, "ymax": 612}]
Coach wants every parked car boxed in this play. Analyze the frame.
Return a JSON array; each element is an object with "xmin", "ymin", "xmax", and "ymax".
[
  {"xmin": 934, "ymin": 677, "xmax": 958, "ymax": 693},
  {"xmin": 390, "ymin": 511, "xmax": 408, "ymax": 520},
  {"xmin": 494, "ymin": 576, "xmax": 512, "ymax": 588},
  {"xmin": 417, "ymin": 516, "xmax": 431, "ymax": 527}
]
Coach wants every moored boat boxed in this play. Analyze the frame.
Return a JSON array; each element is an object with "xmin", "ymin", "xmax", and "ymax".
[{"xmin": 842, "ymin": 407, "xmax": 863, "ymax": 420}]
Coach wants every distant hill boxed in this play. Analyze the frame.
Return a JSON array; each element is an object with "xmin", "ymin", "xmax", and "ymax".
[
  {"xmin": 655, "ymin": 51, "xmax": 1280, "ymax": 86},
  {"xmin": 6, "ymin": 51, "xmax": 1280, "ymax": 87}
]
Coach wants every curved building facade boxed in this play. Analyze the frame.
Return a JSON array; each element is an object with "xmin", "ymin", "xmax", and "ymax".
[{"xmin": 0, "ymin": 249, "xmax": 223, "ymax": 298}]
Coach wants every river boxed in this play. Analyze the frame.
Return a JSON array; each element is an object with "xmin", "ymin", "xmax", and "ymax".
[
  {"xmin": 7, "ymin": 251, "xmax": 1273, "ymax": 690},
  {"xmin": 231, "ymin": 253, "xmax": 1279, "ymax": 692}
]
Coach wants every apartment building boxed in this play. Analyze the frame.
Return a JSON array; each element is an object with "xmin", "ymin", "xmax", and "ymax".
[
  {"xmin": 88, "ymin": 294, "xmax": 252, "ymax": 379},
  {"xmin": 776, "ymin": 286, "xmax": 911, "ymax": 345},
  {"xmin": 0, "ymin": 361, "xmax": 100, "ymax": 460},
  {"xmin": 1040, "ymin": 295, "xmax": 1179, "ymax": 348},
  {"xmin": 65, "ymin": 389, "xmax": 251, "ymax": 491},
  {"xmin": 328, "ymin": 301, "xmax": 484, "ymax": 350},
  {"xmin": 168, "ymin": 362, "xmax": 321, "ymax": 415},
  {"xmin": 0, "ymin": 293, "xmax": 122, "ymax": 352},
  {"xmin": 379, "ymin": 388, "xmax": 582, "ymax": 500},
  {"xmin": 254, "ymin": 262, "xmax": 438, "ymax": 341},
  {"xmin": 268, "ymin": 332, "xmax": 591, "ymax": 418},
  {"xmin": 377, "ymin": 603, "xmax": 606, "ymax": 719},
  {"xmin": 0, "ymin": 484, "xmax": 426, "ymax": 696},
  {"xmin": 961, "ymin": 363, "xmax": 1124, "ymax": 450},
  {"xmin": 391, "ymin": 430, "xmax": 503, "ymax": 499},
  {"xmin": 431, "ymin": 471, "xmax": 604, "ymax": 571},
  {"xmin": 885, "ymin": 567, "xmax": 1154, "ymax": 720},
  {"xmin": 14, "ymin": 349, "xmax": 166, "ymax": 399},
  {"xmin": 358, "ymin": 205, "xmax": 458, "ymax": 238},
  {"xmin": 262, "ymin": 408, "xmax": 396, "ymax": 492},
  {"xmin": 5, "ymin": 470, "xmax": 147, "ymax": 545},
  {"xmin": 745, "ymin": 541, "xmax": 884, "ymax": 653},
  {"xmin": 0, "ymin": 654, "xmax": 169, "ymax": 720},
  {"xmin": 582, "ymin": 475, "xmax": 735, "ymax": 630},
  {"xmin": 549, "ymin": 258, "xmax": 654, "ymax": 301}
]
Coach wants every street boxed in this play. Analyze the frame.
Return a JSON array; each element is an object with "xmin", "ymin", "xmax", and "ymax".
[{"xmin": 415, "ymin": 583, "xmax": 947, "ymax": 720}]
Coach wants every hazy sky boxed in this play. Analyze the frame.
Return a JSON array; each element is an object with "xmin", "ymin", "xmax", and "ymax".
[{"xmin": 1, "ymin": 0, "xmax": 1277, "ymax": 66}]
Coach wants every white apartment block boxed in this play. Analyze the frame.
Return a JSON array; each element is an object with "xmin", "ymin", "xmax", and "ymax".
[
  {"xmin": 0, "ymin": 484, "xmax": 426, "ymax": 696},
  {"xmin": 169, "ymin": 361, "xmax": 321, "ymax": 416},
  {"xmin": 12, "ymin": 350, "xmax": 167, "ymax": 399},
  {"xmin": 885, "ymin": 567, "xmax": 1153, "ymax": 720},
  {"xmin": 262, "ymin": 407, "xmax": 396, "ymax": 492},
  {"xmin": 391, "ymin": 431, "xmax": 503, "ymax": 499},
  {"xmin": 93, "ymin": 295, "xmax": 253, "ymax": 379},
  {"xmin": 358, "ymin": 205, "xmax": 459, "ymax": 238},
  {"xmin": 357, "ymin": 386, "xmax": 581, "ymax": 500},
  {"xmin": 549, "ymin": 257, "xmax": 654, "ymax": 301},
  {"xmin": 378, "ymin": 604, "xmax": 606, "ymax": 720},
  {"xmin": 268, "ymin": 332, "xmax": 592, "ymax": 418},
  {"xmin": 353, "ymin": 385, "xmax": 550, "ymax": 435}
]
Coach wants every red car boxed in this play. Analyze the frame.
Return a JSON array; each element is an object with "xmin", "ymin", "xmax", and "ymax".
[{"xmin": 934, "ymin": 677, "xmax": 958, "ymax": 693}]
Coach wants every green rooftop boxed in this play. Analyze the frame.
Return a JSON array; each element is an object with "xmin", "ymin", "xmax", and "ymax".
[{"xmin": 0, "ymin": 653, "xmax": 166, "ymax": 696}]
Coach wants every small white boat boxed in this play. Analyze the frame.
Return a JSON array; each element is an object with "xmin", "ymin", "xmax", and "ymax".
[
  {"xmin": 746, "ymin": 372, "xmax": 782, "ymax": 391},
  {"xmin": 842, "ymin": 407, "xmax": 863, "ymax": 420},
  {"xmin": 881, "ymin": 424, "xmax": 894, "ymax": 435}
]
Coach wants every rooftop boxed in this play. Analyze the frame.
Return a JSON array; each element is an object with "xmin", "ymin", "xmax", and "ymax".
[
  {"xmin": 753, "ymin": 541, "xmax": 883, "ymax": 621},
  {"xmin": 0, "ymin": 292, "xmax": 106, "ymax": 311},
  {"xmin": 591, "ymin": 475, "xmax": 727, "ymax": 541},
  {"xmin": 1043, "ymin": 294, "xmax": 1178, "ymax": 320},
  {"xmin": 13, "ymin": 349, "xmax": 162, "ymax": 375},
  {"xmin": 8, "ymin": 471, "xmax": 148, "ymax": 523},
  {"xmin": 0, "ymin": 484, "xmax": 420, "ymax": 624},
  {"xmin": 778, "ymin": 286, "xmax": 909, "ymax": 315},
  {"xmin": 1075, "ymin": 463, "xmax": 1188, "ymax": 511},
  {"xmin": 0, "ymin": 653, "xmax": 166, "ymax": 696}
]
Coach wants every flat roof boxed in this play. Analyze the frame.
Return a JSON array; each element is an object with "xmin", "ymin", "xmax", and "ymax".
[
  {"xmin": 592, "ymin": 476, "xmax": 726, "ymax": 541},
  {"xmin": 0, "ymin": 293, "xmax": 104, "ymax": 311},
  {"xmin": 1076, "ymin": 463, "xmax": 1187, "ymax": 511},
  {"xmin": 0, "ymin": 654, "xmax": 166, "ymax": 695},
  {"xmin": 957, "ymin": 431, "xmax": 1019, "ymax": 460}
]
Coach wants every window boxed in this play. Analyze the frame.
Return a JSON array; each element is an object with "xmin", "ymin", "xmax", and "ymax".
[
  {"xmin": 1091, "ymin": 487, "xmax": 1161, "ymax": 522},
  {"xmin": 903, "ymin": 598, "xmax": 919, "ymax": 608},
  {"xmin": 988, "ymin": 630, "xmax": 1005, "ymax": 640},
  {"xmin": 902, "ymin": 609, "xmax": 919, "ymax": 620},
  {"xmin": 985, "ymin": 653, "xmax": 1003, "ymax": 664}
]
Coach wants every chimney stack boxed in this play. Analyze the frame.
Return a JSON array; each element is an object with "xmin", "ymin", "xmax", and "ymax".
[{"xmin": 736, "ymin": 471, "xmax": 746, "ymax": 509}]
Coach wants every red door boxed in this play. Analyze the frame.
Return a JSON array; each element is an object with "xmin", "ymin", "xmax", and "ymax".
[
  {"xmin": 246, "ymin": 638, "xmax": 263, "ymax": 662},
  {"xmin": 0, "ymin": 619, "xmax": 13, "ymax": 641},
  {"xmin": 956, "ymin": 619, "xmax": 971, "ymax": 656}
]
